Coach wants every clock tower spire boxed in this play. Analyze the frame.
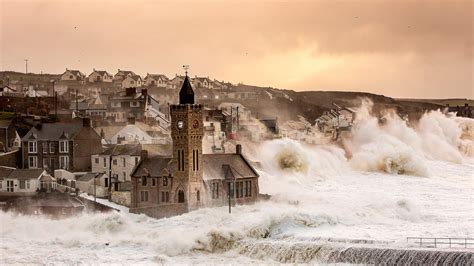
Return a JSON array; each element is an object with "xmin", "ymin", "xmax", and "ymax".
[{"xmin": 170, "ymin": 66, "xmax": 204, "ymax": 210}]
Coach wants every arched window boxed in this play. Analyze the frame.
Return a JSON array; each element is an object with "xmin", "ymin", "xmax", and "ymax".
[{"xmin": 178, "ymin": 190, "xmax": 185, "ymax": 203}]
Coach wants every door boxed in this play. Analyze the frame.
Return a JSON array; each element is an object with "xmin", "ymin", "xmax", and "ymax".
[{"xmin": 6, "ymin": 180, "xmax": 14, "ymax": 192}]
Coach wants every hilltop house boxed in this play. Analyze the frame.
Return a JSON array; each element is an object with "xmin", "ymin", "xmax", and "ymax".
[
  {"xmin": 69, "ymin": 95, "xmax": 108, "ymax": 119},
  {"xmin": 144, "ymin": 74, "xmax": 168, "ymax": 88},
  {"xmin": 129, "ymin": 75, "xmax": 259, "ymax": 219},
  {"xmin": 59, "ymin": 69, "xmax": 86, "ymax": 81},
  {"xmin": 167, "ymin": 75, "xmax": 185, "ymax": 90},
  {"xmin": 192, "ymin": 76, "xmax": 214, "ymax": 89},
  {"xmin": 113, "ymin": 69, "xmax": 137, "ymax": 81},
  {"xmin": 315, "ymin": 104, "xmax": 356, "ymax": 134},
  {"xmin": 88, "ymin": 69, "xmax": 113, "ymax": 83},
  {"xmin": 122, "ymin": 75, "xmax": 143, "ymax": 88},
  {"xmin": 21, "ymin": 119, "xmax": 102, "ymax": 173}
]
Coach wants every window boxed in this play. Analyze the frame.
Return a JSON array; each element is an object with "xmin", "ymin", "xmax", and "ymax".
[
  {"xmin": 228, "ymin": 182, "xmax": 234, "ymax": 198},
  {"xmin": 152, "ymin": 178, "xmax": 156, "ymax": 186},
  {"xmin": 123, "ymin": 172, "xmax": 126, "ymax": 180},
  {"xmin": 28, "ymin": 156, "xmax": 38, "ymax": 168},
  {"xmin": 59, "ymin": 140, "xmax": 68, "ymax": 153},
  {"xmin": 111, "ymin": 102, "xmax": 121, "ymax": 108},
  {"xmin": 95, "ymin": 158, "xmax": 99, "ymax": 164},
  {"xmin": 135, "ymin": 157, "xmax": 139, "ymax": 166},
  {"xmin": 104, "ymin": 177, "xmax": 109, "ymax": 187},
  {"xmin": 130, "ymin": 101, "xmax": 140, "ymax": 107},
  {"xmin": 123, "ymin": 158, "xmax": 126, "ymax": 167},
  {"xmin": 20, "ymin": 180, "xmax": 26, "ymax": 189},
  {"xmin": 113, "ymin": 159, "xmax": 117, "ymax": 165},
  {"xmin": 42, "ymin": 142, "xmax": 48, "ymax": 154},
  {"xmin": 161, "ymin": 191, "xmax": 165, "ymax": 203},
  {"xmin": 180, "ymin": 150, "xmax": 184, "ymax": 171},
  {"xmin": 163, "ymin": 176, "xmax": 168, "ymax": 186},
  {"xmin": 177, "ymin": 150, "xmax": 181, "ymax": 171},
  {"xmin": 197, "ymin": 190, "xmax": 200, "ymax": 201},
  {"xmin": 103, "ymin": 158, "xmax": 107, "ymax": 167},
  {"xmin": 192, "ymin": 150, "xmax": 196, "ymax": 171},
  {"xmin": 140, "ymin": 191, "xmax": 148, "ymax": 202},
  {"xmin": 141, "ymin": 177, "xmax": 147, "ymax": 186},
  {"xmin": 43, "ymin": 158, "xmax": 48, "ymax": 169},
  {"xmin": 59, "ymin": 156, "xmax": 69, "ymax": 170},
  {"xmin": 246, "ymin": 181, "xmax": 252, "ymax": 197},
  {"xmin": 166, "ymin": 192, "xmax": 169, "ymax": 202},
  {"xmin": 50, "ymin": 158, "xmax": 55, "ymax": 169},
  {"xmin": 211, "ymin": 182, "xmax": 219, "ymax": 199},
  {"xmin": 49, "ymin": 143, "xmax": 55, "ymax": 153},
  {"xmin": 178, "ymin": 190, "xmax": 185, "ymax": 203},
  {"xmin": 28, "ymin": 141, "xmax": 37, "ymax": 153},
  {"xmin": 236, "ymin": 182, "xmax": 240, "ymax": 198}
]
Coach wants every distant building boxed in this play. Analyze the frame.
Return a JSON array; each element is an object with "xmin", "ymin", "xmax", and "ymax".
[
  {"xmin": 88, "ymin": 69, "xmax": 113, "ymax": 83},
  {"xmin": 167, "ymin": 75, "xmax": 185, "ymax": 90},
  {"xmin": 0, "ymin": 167, "xmax": 55, "ymax": 195},
  {"xmin": 95, "ymin": 121, "xmax": 170, "ymax": 145},
  {"xmin": 315, "ymin": 104, "xmax": 356, "ymax": 134},
  {"xmin": 59, "ymin": 69, "xmax": 86, "ymax": 81},
  {"xmin": 21, "ymin": 119, "xmax": 102, "ymax": 173},
  {"xmin": 129, "ymin": 75, "xmax": 259, "ymax": 219},
  {"xmin": 113, "ymin": 69, "xmax": 137, "ymax": 81},
  {"xmin": 192, "ymin": 76, "xmax": 214, "ymax": 89},
  {"xmin": 447, "ymin": 103, "xmax": 473, "ymax": 118},
  {"xmin": 69, "ymin": 95, "xmax": 108, "ymax": 119},
  {"xmin": 91, "ymin": 144, "xmax": 143, "ymax": 188},
  {"xmin": 122, "ymin": 75, "xmax": 143, "ymax": 88},
  {"xmin": 144, "ymin": 74, "xmax": 169, "ymax": 88}
]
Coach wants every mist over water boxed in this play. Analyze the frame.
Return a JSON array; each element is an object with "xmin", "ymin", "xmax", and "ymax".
[{"xmin": 1, "ymin": 102, "xmax": 473, "ymax": 264}]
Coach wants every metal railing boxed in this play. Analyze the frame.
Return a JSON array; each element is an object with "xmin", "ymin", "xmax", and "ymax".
[{"xmin": 407, "ymin": 237, "xmax": 474, "ymax": 249}]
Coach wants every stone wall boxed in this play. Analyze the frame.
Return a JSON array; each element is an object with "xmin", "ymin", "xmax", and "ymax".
[
  {"xmin": 111, "ymin": 191, "xmax": 131, "ymax": 207},
  {"xmin": 130, "ymin": 203, "xmax": 188, "ymax": 219}
]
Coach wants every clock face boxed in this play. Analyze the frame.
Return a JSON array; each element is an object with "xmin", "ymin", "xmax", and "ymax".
[
  {"xmin": 177, "ymin": 120, "xmax": 184, "ymax": 130},
  {"xmin": 192, "ymin": 119, "xmax": 199, "ymax": 129}
]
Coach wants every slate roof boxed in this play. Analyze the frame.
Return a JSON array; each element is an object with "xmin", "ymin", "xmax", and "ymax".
[
  {"xmin": 202, "ymin": 154, "xmax": 259, "ymax": 181},
  {"xmin": 99, "ymin": 144, "xmax": 142, "ymax": 156},
  {"xmin": 131, "ymin": 155, "xmax": 172, "ymax": 177},
  {"xmin": 146, "ymin": 74, "xmax": 169, "ymax": 81},
  {"xmin": 0, "ymin": 166, "xmax": 44, "ymax": 180},
  {"xmin": 94, "ymin": 126, "xmax": 122, "ymax": 141},
  {"xmin": 77, "ymin": 172, "xmax": 105, "ymax": 182},
  {"xmin": 66, "ymin": 69, "xmax": 85, "ymax": 77},
  {"xmin": 22, "ymin": 123, "xmax": 83, "ymax": 141},
  {"xmin": 91, "ymin": 70, "xmax": 112, "ymax": 77}
]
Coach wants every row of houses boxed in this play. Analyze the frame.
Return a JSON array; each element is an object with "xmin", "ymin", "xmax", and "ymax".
[{"xmin": 60, "ymin": 69, "xmax": 232, "ymax": 91}]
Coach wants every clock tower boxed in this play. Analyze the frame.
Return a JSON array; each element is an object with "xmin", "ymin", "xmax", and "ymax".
[{"xmin": 170, "ymin": 72, "xmax": 204, "ymax": 210}]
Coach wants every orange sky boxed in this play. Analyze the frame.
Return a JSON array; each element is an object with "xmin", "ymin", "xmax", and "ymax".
[{"xmin": 0, "ymin": 0, "xmax": 472, "ymax": 98}]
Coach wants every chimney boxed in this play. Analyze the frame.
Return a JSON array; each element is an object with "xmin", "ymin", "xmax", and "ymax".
[
  {"xmin": 141, "ymin": 88, "xmax": 148, "ymax": 97},
  {"xmin": 125, "ymin": 87, "xmax": 136, "ymax": 96},
  {"xmin": 83, "ymin": 117, "xmax": 91, "ymax": 127},
  {"xmin": 236, "ymin": 144, "xmax": 242, "ymax": 155}
]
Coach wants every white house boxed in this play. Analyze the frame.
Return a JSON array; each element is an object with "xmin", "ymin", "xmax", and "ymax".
[
  {"xmin": 95, "ymin": 122, "xmax": 170, "ymax": 145},
  {"xmin": 59, "ymin": 69, "xmax": 86, "ymax": 81},
  {"xmin": 0, "ymin": 167, "xmax": 53, "ymax": 195},
  {"xmin": 122, "ymin": 75, "xmax": 142, "ymax": 88},
  {"xmin": 88, "ymin": 69, "xmax": 113, "ymax": 83},
  {"xmin": 113, "ymin": 69, "xmax": 137, "ymax": 81},
  {"xmin": 167, "ymin": 75, "xmax": 185, "ymax": 90},
  {"xmin": 193, "ymin": 76, "xmax": 214, "ymax": 89},
  {"xmin": 144, "ymin": 74, "xmax": 168, "ymax": 88}
]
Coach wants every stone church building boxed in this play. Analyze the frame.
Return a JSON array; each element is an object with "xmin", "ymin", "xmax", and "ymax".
[{"xmin": 130, "ymin": 75, "xmax": 259, "ymax": 218}]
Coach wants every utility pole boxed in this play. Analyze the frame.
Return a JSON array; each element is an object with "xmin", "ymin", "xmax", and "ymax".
[{"xmin": 24, "ymin": 59, "xmax": 28, "ymax": 74}]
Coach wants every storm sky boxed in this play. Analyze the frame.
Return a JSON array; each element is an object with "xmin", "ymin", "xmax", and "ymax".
[{"xmin": 1, "ymin": 0, "xmax": 472, "ymax": 98}]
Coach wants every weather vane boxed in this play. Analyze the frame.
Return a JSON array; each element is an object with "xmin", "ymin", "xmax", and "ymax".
[{"xmin": 183, "ymin": 65, "xmax": 189, "ymax": 76}]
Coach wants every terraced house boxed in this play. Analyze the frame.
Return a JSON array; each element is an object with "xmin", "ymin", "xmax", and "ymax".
[{"xmin": 21, "ymin": 119, "xmax": 102, "ymax": 173}]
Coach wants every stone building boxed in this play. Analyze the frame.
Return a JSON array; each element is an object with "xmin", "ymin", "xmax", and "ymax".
[
  {"xmin": 21, "ymin": 118, "xmax": 102, "ymax": 173},
  {"xmin": 130, "ymin": 74, "xmax": 259, "ymax": 219}
]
